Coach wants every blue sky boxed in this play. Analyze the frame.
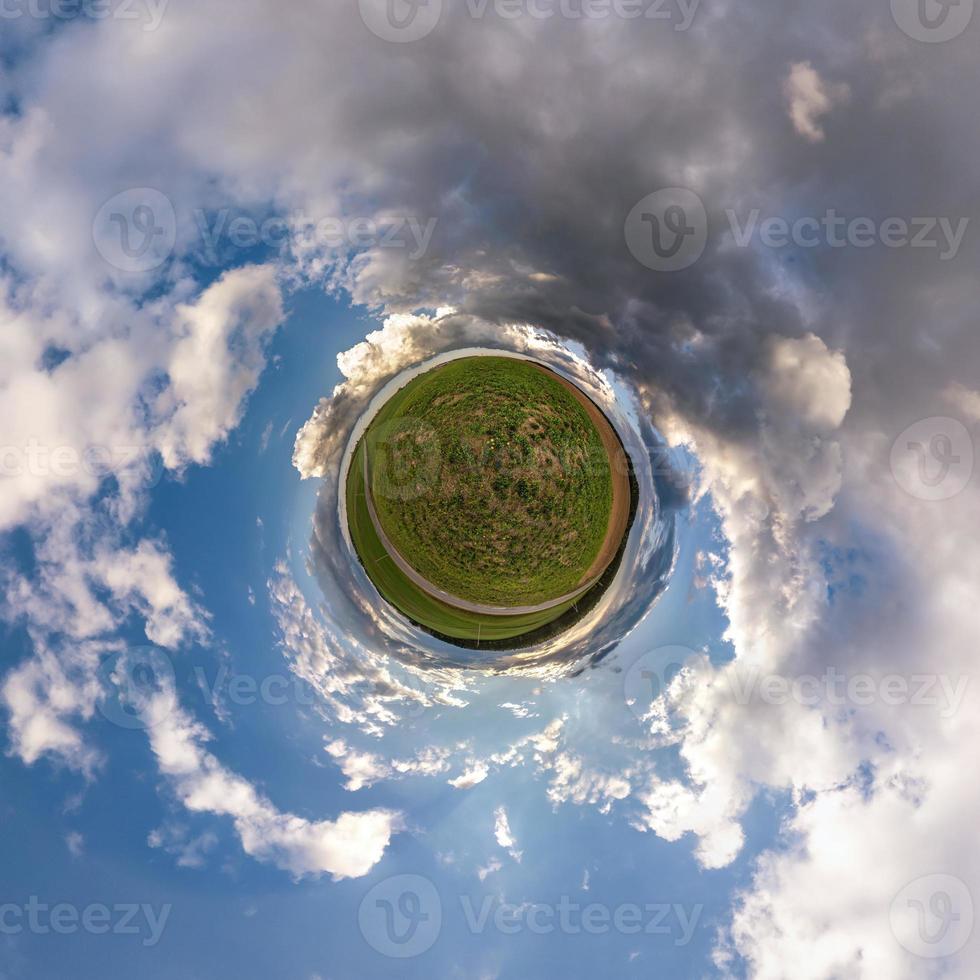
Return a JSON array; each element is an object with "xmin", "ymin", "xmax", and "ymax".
[
  {"xmin": 2, "ymin": 3, "xmax": 979, "ymax": 978},
  {"xmin": 0, "ymin": 288, "xmax": 785, "ymax": 978}
]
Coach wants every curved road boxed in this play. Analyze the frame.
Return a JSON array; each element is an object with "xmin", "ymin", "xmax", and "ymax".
[
  {"xmin": 363, "ymin": 449, "xmax": 599, "ymax": 617},
  {"xmin": 528, "ymin": 362, "xmax": 632, "ymax": 585}
]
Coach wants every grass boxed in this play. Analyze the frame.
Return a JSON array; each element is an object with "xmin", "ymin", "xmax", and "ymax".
[
  {"xmin": 362, "ymin": 356, "xmax": 613, "ymax": 607},
  {"xmin": 345, "ymin": 439, "xmax": 581, "ymax": 642}
]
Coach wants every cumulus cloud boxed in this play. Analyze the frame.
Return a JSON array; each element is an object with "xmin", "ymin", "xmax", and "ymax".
[
  {"xmin": 449, "ymin": 763, "xmax": 490, "ymax": 790},
  {"xmin": 0, "ymin": 256, "xmax": 279, "ymax": 791},
  {"xmin": 147, "ymin": 824, "xmax": 219, "ymax": 870},
  {"xmin": 493, "ymin": 806, "xmax": 522, "ymax": 863},
  {"xmin": 267, "ymin": 563, "xmax": 469, "ymax": 736},
  {"xmin": 292, "ymin": 311, "xmax": 528, "ymax": 481},
  {"xmin": 783, "ymin": 61, "xmax": 851, "ymax": 143},
  {"xmin": 1, "ymin": 529, "xmax": 210, "ymax": 774},
  {"xmin": 544, "ymin": 752, "xmax": 633, "ymax": 815},
  {"xmin": 944, "ymin": 382, "xmax": 980, "ymax": 423},
  {"xmin": 477, "ymin": 857, "xmax": 503, "ymax": 881},
  {"xmin": 1, "ymin": 2, "xmax": 979, "ymax": 973},
  {"xmin": 2, "ymin": 646, "xmax": 104, "ymax": 775},
  {"xmin": 324, "ymin": 738, "xmax": 450, "ymax": 792},
  {"xmin": 148, "ymin": 697, "xmax": 402, "ymax": 880},
  {"xmin": 154, "ymin": 264, "xmax": 285, "ymax": 470},
  {"xmin": 634, "ymin": 776, "xmax": 744, "ymax": 871}
]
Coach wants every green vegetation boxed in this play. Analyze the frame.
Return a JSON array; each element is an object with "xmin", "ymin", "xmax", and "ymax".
[
  {"xmin": 345, "ymin": 439, "xmax": 582, "ymax": 642},
  {"xmin": 363, "ymin": 357, "xmax": 613, "ymax": 606}
]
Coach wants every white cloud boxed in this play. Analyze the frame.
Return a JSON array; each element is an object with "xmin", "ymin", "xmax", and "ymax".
[
  {"xmin": 640, "ymin": 330, "xmax": 980, "ymax": 971},
  {"xmin": 723, "ymin": 775, "xmax": 980, "ymax": 977},
  {"xmin": 499, "ymin": 702, "xmax": 536, "ymax": 719},
  {"xmin": 267, "ymin": 564, "xmax": 468, "ymax": 737},
  {"xmin": 147, "ymin": 824, "xmax": 219, "ymax": 870},
  {"xmin": 2, "ymin": 644, "xmax": 104, "ymax": 775},
  {"xmin": 292, "ymin": 311, "xmax": 526, "ymax": 481},
  {"xmin": 324, "ymin": 738, "xmax": 450, "ymax": 792},
  {"xmin": 0, "ymin": 259, "xmax": 279, "ymax": 789},
  {"xmin": 544, "ymin": 753, "xmax": 632, "ymax": 815},
  {"xmin": 154, "ymin": 265, "xmax": 284, "ymax": 470},
  {"xmin": 634, "ymin": 776, "xmax": 744, "ymax": 871},
  {"xmin": 90, "ymin": 541, "xmax": 211, "ymax": 650},
  {"xmin": 1, "ymin": 531, "xmax": 209, "ymax": 776},
  {"xmin": 148, "ymin": 697, "xmax": 403, "ymax": 880},
  {"xmin": 448, "ymin": 763, "xmax": 490, "ymax": 790},
  {"xmin": 1, "ymin": 6, "xmax": 979, "ymax": 973},
  {"xmin": 944, "ymin": 382, "xmax": 980, "ymax": 423},
  {"xmin": 493, "ymin": 806, "xmax": 522, "ymax": 863},
  {"xmin": 323, "ymin": 740, "xmax": 392, "ymax": 793},
  {"xmin": 783, "ymin": 61, "xmax": 850, "ymax": 143},
  {"xmin": 764, "ymin": 334, "xmax": 852, "ymax": 433},
  {"xmin": 477, "ymin": 858, "xmax": 503, "ymax": 881}
]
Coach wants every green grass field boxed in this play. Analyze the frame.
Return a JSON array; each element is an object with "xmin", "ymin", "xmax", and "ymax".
[
  {"xmin": 346, "ymin": 439, "xmax": 581, "ymax": 642},
  {"xmin": 362, "ymin": 356, "xmax": 613, "ymax": 607}
]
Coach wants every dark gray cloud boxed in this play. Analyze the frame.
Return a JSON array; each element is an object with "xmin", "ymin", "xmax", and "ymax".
[{"xmin": 2, "ymin": 1, "xmax": 979, "ymax": 971}]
